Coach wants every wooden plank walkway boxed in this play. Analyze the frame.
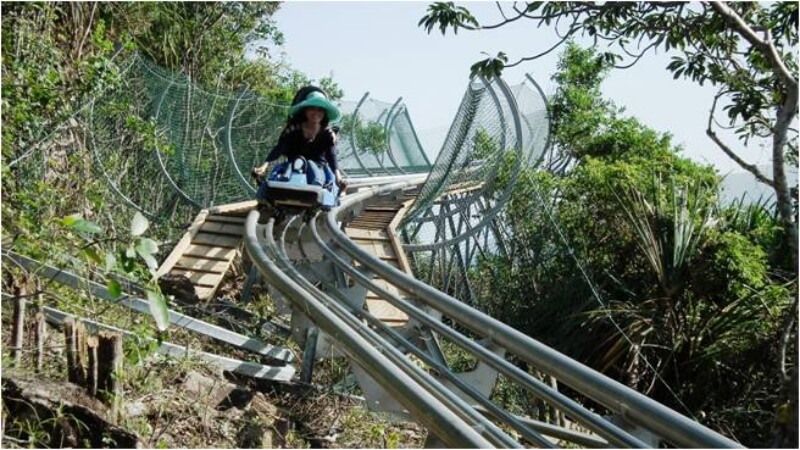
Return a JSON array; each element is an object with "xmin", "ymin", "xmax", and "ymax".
[
  {"xmin": 157, "ymin": 200, "xmax": 257, "ymax": 300},
  {"xmin": 344, "ymin": 190, "xmax": 418, "ymax": 328},
  {"xmin": 157, "ymin": 189, "xmax": 419, "ymax": 330}
]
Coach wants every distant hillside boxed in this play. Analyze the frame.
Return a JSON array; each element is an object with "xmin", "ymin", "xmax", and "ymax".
[{"xmin": 720, "ymin": 165, "xmax": 798, "ymax": 206}]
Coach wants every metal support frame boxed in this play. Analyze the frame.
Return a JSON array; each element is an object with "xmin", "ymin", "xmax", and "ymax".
[{"xmin": 323, "ymin": 181, "xmax": 743, "ymax": 449}]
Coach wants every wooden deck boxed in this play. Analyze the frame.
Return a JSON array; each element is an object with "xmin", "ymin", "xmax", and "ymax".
[
  {"xmin": 344, "ymin": 190, "xmax": 418, "ymax": 328},
  {"xmin": 157, "ymin": 190, "xmax": 419, "ymax": 329},
  {"xmin": 157, "ymin": 200, "xmax": 256, "ymax": 300}
]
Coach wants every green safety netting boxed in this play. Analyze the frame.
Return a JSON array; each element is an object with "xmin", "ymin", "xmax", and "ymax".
[
  {"xmin": 399, "ymin": 76, "xmax": 550, "ymax": 301},
  {"xmin": 88, "ymin": 54, "xmax": 432, "ymax": 219},
  {"xmin": 337, "ymin": 95, "xmax": 432, "ymax": 177}
]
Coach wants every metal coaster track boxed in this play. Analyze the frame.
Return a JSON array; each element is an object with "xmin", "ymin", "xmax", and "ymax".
[
  {"xmin": 75, "ymin": 54, "xmax": 745, "ymax": 447},
  {"xmin": 241, "ymin": 179, "xmax": 743, "ymax": 448}
]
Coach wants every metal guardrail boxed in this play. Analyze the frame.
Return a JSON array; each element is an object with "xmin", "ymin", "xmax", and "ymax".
[
  {"xmin": 2, "ymin": 251, "xmax": 294, "ymax": 364},
  {"xmin": 322, "ymin": 181, "xmax": 744, "ymax": 449},
  {"xmin": 243, "ymin": 210, "xmax": 497, "ymax": 448},
  {"xmin": 32, "ymin": 302, "xmax": 295, "ymax": 382}
]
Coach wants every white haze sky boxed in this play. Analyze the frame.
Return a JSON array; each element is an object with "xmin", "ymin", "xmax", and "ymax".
[{"xmin": 267, "ymin": 1, "xmax": 775, "ymax": 176}]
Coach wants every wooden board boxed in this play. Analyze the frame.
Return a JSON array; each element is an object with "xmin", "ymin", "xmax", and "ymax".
[
  {"xmin": 346, "ymin": 228, "xmax": 391, "ymax": 241},
  {"xmin": 191, "ymin": 232, "xmax": 242, "ymax": 248},
  {"xmin": 182, "ymin": 244, "xmax": 239, "ymax": 261},
  {"xmin": 366, "ymin": 299, "xmax": 409, "ymax": 324},
  {"xmin": 173, "ymin": 256, "xmax": 231, "ymax": 273},
  {"xmin": 205, "ymin": 214, "xmax": 246, "ymax": 225},
  {"xmin": 156, "ymin": 210, "xmax": 209, "ymax": 277},
  {"xmin": 207, "ymin": 200, "xmax": 258, "ymax": 216},
  {"xmin": 199, "ymin": 221, "xmax": 244, "ymax": 236},
  {"xmin": 169, "ymin": 269, "xmax": 223, "ymax": 288},
  {"xmin": 156, "ymin": 203, "xmax": 253, "ymax": 302}
]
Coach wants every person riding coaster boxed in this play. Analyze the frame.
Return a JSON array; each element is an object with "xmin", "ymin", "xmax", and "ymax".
[
  {"xmin": 257, "ymin": 155, "xmax": 340, "ymax": 213},
  {"xmin": 252, "ymin": 86, "xmax": 346, "ymax": 219}
]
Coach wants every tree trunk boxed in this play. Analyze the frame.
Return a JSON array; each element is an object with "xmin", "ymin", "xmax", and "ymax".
[{"xmin": 771, "ymin": 85, "xmax": 799, "ymax": 274}]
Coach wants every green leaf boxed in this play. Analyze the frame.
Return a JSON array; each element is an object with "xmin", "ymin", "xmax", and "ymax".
[
  {"xmin": 107, "ymin": 279, "xmax": 122, "ymax": 299},
  {"xmin": 71, "ymin": 219, "xmax": 104, "ymax": 234},
  {"xmin": 136, "ymin": 237, "xmax": 159, "ymax": 255},
  {"xmin": 135, "ymin": 238, "xmax": 159, "ymax": 270},
  {"xmin": 61, "ymin": 214, "xmax": 81, "ymax": 227},
  {"xmin": 130, "ymin": 211, "xmax": 150, "ymax": 237},
  {"xmin": 82, "ymin": 247, "xmax": 103, "ymax": 265},
  {"xmin": 146, "ymin": 289, "xmax": 170, "ymax": 332},
  {"xmin": 136, "ymin": 248, "xmax": 159, "ymax": 270}
]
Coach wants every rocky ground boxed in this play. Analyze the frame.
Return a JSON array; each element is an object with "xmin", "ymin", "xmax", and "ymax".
[
  {"xmin": 1, "ymin": 264, "xmax": 428, "ymax": 448},
  {"xmin": 2, "ymin": 345, "xmax": 428, "ymax": 449}
]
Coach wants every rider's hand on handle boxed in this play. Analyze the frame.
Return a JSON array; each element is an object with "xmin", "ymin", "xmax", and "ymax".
[{"xmin": 252, "ymin": 163, "xmax": 268, "ymax": 179}]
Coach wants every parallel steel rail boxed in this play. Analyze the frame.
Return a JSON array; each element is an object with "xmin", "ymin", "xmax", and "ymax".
[{"xmin": 242, "ymin": 179, "xmax": 743, "ymax": 448}]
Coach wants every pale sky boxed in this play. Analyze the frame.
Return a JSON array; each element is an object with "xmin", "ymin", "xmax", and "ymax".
[{"xmin": 268, "ymin": 1, "xmax": 775, "ymax": 175}]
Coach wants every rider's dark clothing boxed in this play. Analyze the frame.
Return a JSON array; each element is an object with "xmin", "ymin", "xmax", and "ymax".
[{"xmin": 264, "ymin": 126, "xmax": 338, "ymax": 173}]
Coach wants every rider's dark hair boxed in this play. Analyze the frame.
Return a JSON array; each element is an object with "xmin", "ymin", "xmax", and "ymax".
[{"xmin": 287, "ymin": 85, "xmax": 331, "ymax": 129}]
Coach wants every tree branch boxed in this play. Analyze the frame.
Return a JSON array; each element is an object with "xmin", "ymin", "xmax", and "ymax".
[
  {"xmin": 614, "ymin": 41, "xmax": 660, "ymax": 69},
  {"xmin": 709, "ymin": 1, "xmax": 798, "ymax": 90},
  {"xmin": 779, "ymin": 295, "xmax": 798, "ymax": 382},
  {"xmin": 707, "ymin": 92, "xmax": 775, "ymax": 187},
  {"xmin": 473, "ymin": 6, "xmax": 528, "ymax": 30},
  {"xmin": 504, "ymin": 24, "xmax": 580, "ymax": 68}
]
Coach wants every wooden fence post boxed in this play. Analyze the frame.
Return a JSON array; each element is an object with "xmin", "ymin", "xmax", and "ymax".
[
  {"xmin": 86, "ymin": 336, "xmax": 99, "ymax": 397},
  {"xmin": 97, "ymin": 331, "xmax": 123, "ymax": 421},
  {"xmin": 11, "ymin": 284, "xmax": 26, "ymax": 366},
  {"xmin": 63, "ymin": 318, "xmax": 87, "ymax": 385},
  {"xmin": 34, "ymin": 312, "xmax": 45, "ymax": 373},
  {"xmin": 64, "ymin": 317, "xmax": 77, "ymax": 382},
  {"xmin": 74, "ymin": 321, "xmax": 87, "ymax": 385}
]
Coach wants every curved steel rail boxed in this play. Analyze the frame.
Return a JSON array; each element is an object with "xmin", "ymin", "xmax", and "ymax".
[
  {"xmin": 322, "ymin": 183, "xmax": 743, "ymax": 449},
  {"xmin": 244, "ymin": 211, "xmax": 495, "ymax": 448},
  {"xmin": 242, "ymin": 177, "xmax": 743, "ymax": 448}
]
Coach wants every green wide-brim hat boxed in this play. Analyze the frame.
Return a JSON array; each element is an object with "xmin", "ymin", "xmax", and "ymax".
[{"xmin": 289, "ymin": 91, "xmax": 342, "ymax": 123}]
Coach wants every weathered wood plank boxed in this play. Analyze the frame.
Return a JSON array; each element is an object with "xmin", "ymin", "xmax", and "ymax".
[
  {"xmin": 182, "ymin": 244, "xmax": 239, "ymax": 261},
  {"xmin": 366, "ymin": 299, "xmax": 409, "ymax": 324},
  {"xmin": 173, "ymin": 256, "xmax": 231, "ymax": 273},
  {"xmin": 199, "ymin": 221, "xmax": 244, "ymax": 236},
  {"xmin": 207, "ymin": 200, "xmax": 258, "ymax": 216},
  {"xmin": 156, "ymin": 209, "xmax": 209, "ymax": 277},
  {"xmin": 345, "ymin": 228, "xmax": 391, "ymax": 240},
  {"xmin": 169, "ymin": 269, "xmax": 223, "ymax": 287},
  {"xmin": 191, "ymin": 232, "xmax": 241, "ymax": 248},
  {"xmin": 387, "ymin": 198, "xmax": 416, "ymax": 276},
  {"xmin": 205, "ymin": 215, "xmax": 246, "ymax": 225}
]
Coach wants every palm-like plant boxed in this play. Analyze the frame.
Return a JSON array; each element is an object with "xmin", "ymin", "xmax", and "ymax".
[
  {"xmin": 615, "ymin": 178, "xmax": 716, "ymax": 298},
  {"xmin": 589, "ymin": 178, "xmax": 716, "ymax": 390}
]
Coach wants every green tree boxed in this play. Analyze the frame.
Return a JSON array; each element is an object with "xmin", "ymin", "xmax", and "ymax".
[
  {"xmin": 420, "ymin": 1, "xmax": 798, "ymax": 275},
  {"xmin": 466, "ymin": 44, "xmax": 791, "ymax": 446}
]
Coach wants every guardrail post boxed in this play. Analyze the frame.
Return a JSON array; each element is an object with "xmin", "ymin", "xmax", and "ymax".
[
  {"xmin": 300, "ymin": 327, "xmax": 319, "ymax": 384},
  {"xmin": 240, "ymin": 264, "xmax": 260, "ymax": 303}
]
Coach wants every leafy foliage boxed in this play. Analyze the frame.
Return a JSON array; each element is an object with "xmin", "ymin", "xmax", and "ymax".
[
  {"xmin": 1, "ymin": 2, "xmax": 338, "ymax": 339},
  {"xmin": 419, "ymin": 1, "xmax": 798, "ymax": 282},
  {"xmin": 464, "ymin": 44, "xmax": 793, "ymax": 447},
  {"xmin": 339, "ymin": 114, "xmax": 389, "ymax": 156}
]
